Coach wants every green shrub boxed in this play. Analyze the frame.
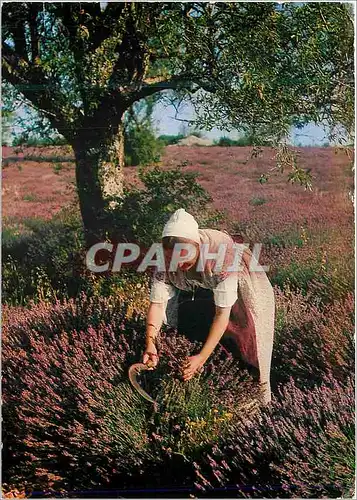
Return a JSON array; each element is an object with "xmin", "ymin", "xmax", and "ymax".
[
  {"xmin": 12, "ymin": 135, "xmax": 68, "ymax": 147},
  {"xmin": 22, "ymin": 193, "xmax": 39, "ymax": 202},
  {"xmin": 158, "ymin": 134, "xmax": 185, "ymax": 146},
  {"xmin": 124, "ymin": 123, "xmax": 164, "ymax": 166},
  {"xmin": 108, "ymin": 164, "xmax": 225, "ymax": 245},
  {"xmin": 53, "ymin": 162, "xmax": 63, "ymax": 174},
  {"xmin": 2, "ymin": 255, "xmax": 57, "ymax": 305},
  {"xmin": 215, "ymin": 136, "xmax": 239, "ymax": 147},
  {"xmin": 2, "ymin": 225, "xmax": 28, "ymax": 250},
  {"xmin": 215, "ymin": 134, "xmax": 268, "ymax": 147},
  {"xmin": 2, "ymin": 208, "xmax": 85, "ymax": 305},
  {"xmin": 270, "ymin": 252, "xmax": 354, "ymax": 303},
  {"xmin": 249, "ymin": 197, "xmax": 266, "ymax": 206},
  {"xmin": 270, "ymin": 260, "xmax": 320, "ymax": 294},
  {"xmin": 264, "ymin": 231, "xmax": 305, "ymax": 249}
]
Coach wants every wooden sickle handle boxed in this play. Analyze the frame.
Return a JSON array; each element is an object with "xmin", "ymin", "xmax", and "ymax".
[{"xmin": 128, "ymin": 363, "xmax": 157, "ymax": 404}]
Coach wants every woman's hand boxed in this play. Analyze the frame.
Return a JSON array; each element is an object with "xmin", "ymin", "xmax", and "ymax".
[
  {"xmin": 143, "ymin": 341, "xmax": 159, "ymax": 369},
  {"xmin": 182, "ymin": 353, "xmax": 206, "ymax": 381}
]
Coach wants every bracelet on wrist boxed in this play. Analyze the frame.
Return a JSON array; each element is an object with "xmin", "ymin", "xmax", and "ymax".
[{"xmin": 147, "ymin": 323, "xmax": 159, "ymax": 332}]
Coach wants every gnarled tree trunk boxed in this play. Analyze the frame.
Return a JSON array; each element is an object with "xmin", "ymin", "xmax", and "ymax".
[{"xmin": 73, "ymin": 121, "xmax": 125, "ymax": 248}]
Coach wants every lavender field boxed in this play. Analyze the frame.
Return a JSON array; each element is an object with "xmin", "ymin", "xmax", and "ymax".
[{"xmin": 2, "ymin": 145, "xmax": 355, "ymax": 498}]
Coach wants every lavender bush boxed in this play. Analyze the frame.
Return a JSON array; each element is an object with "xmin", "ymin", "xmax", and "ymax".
[
  {"xmin": 272, "ymin": 288, "xmax": 354, "ymax": 388},
  {"xmin": 3, "ymin": 293, "xmax": 259, "ymax": 496},
  {"xmin": 192, "ymin": 375, "xmax": 355, "ymax": 498},
  {"xmin": 3, "ymin": 292, "xmax": 354, "ymax": 498}
]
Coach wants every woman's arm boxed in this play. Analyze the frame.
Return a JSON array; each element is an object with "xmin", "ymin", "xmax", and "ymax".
[
  {"xmin": 200, "ymin": 306, "xmax": 231, "ymax": 362},
  {"xmin": 144, "ymin": 267, "xmax": 175, "ymax": 366},
  {"xmin": 182, "ymin": 306, "xmax": 231, "ymax": 380},
  {"xmin": 143, "ymin": 302, "xmax": 165, "ymax": 366},
  {"xmin": 146, "ymin": 302, "xmax": 165, "ymax": 346}
]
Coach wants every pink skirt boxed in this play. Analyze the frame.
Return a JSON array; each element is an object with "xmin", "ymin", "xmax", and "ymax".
[{"xmin": 224, "ymin": 292, "xmax": 259, "ymax": 368}]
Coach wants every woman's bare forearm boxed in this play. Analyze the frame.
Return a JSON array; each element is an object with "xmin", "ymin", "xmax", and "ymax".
[
  {"xmin": 146, "ymin": 302, "xmax": 165, "ymax": 346},
  {"xmin": 200, "ymin": 307, "xmax": 231, "ymax": 361}
]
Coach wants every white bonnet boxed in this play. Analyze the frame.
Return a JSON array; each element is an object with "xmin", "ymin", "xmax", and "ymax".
[{"xmin": 162, "ymin": 208, "xmax": 200, "ymax": 243}]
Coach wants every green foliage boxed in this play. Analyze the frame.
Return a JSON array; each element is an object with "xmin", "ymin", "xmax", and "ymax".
[
  {"xmin": 215, "ymin": 135, "xmax": 268, "ymax": 147},
  {"xmin": 264, "ymin": 229, "xmax": 306, "ymax": 249},
  {"xmin": 249, "ymin": 197, "xmax": 266, "ymax": 207},
  {"xmin": 192, "ymin": 3, "xmax": 354, "ymax": 143},
  {"xmin": 2, "ymin": 224, "xmax": 29, "ymax": 251},
  {"xmin": 12, "ymin": 134, "xmax": 68, "ymax": 147},
  {"xmin": 2, "ymin": 255, "xmax": 56, "ymax": 305},
  {"xmin": 53, "ymin": 162, "xmax": 63, "ymax": 174},
  {"xmin": 271, "ymin": 258, "xmax": 354, "ymax": 303},
  {"xmin": 271, "ymin": 261, "xmax": 322, "ymax": 295},
  {"xmin": 22, "ymin": 193, "xmax": 39, "ymax": 202},
  {"xmin": 158, "ymin": 134, "xmax": 185, "ymax": 146},
  {"xmin": 124, "ymin": 123, "xmax": 163, "ymax": 166},
  {"xmin": 109, "ymin": 164, "xmax": 225, "ymax": 245},
  {"xmin": 124, "ymin": 97, "xmax": 164, "ymax": 166},
  {"xmin": 2, "ymin": 211, "xmax": 150, "ymax": 307},
  {"xmin": 2, "ymin": 209, "xmax": 85, "ymax": 305},
  {"xmin": 215, "ymin": 137, "xmax": 239, "ymax": 147},
  {"xmin": 147, "ymin": 375, "xmax": 243, "ymax": 461},
  {"xmin": 100, "ymin": 384, "xmax": 153, "ymax": 470}
]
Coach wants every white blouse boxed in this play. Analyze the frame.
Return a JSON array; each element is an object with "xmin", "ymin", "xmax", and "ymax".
[
  {"xmin": 150, "ymin": 228, "xmax": 241, "ymax": 309},
  {"xmin": 150, "ymin": 270, "xmax": 238, "ymax": 308}
]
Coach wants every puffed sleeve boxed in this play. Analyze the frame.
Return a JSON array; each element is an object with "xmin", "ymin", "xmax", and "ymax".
[
  {"xmin": 213, "ymin": 272, "xmax": 238, "ymax": 308},
  {"xmin": 150, "ymin": 271, "xmax": 176, "ymax": 303}
]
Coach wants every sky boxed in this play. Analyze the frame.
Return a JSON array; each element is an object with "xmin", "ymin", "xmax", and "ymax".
[{"xmin": 152, "ymin": 100, "xmax": 330, "ymax": 146}]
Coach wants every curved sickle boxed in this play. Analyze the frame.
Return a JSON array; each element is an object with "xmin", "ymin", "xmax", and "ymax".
[{"xmin": 128, "ymin": 363, "xmax": 157, "ymax": 404}]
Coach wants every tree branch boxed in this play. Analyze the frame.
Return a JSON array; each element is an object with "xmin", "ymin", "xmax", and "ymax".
[
  {"xmin": 8, "ymin": 5, "xmax": 29, "ymax": 62},
  {"xmin": 130, "ymin": 76, "xmax": 195, "ymax": 103},
  {"xmin": 55, "ymin": 3, "xmax": 90, "ymax": 114},
  {"xmin": 28, "ymin": 4, "xmax": 42, "ymax": 63},
  {"xmin": 2, "ymin": 43, "xmax": 73, "ymax": 137}
]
